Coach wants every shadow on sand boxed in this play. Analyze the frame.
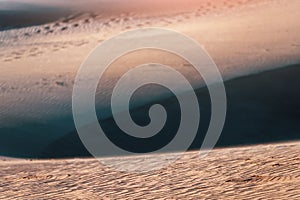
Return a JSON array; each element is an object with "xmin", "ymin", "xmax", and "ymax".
[
  {"xmin": 0, "ymin": 64, "xmax": 299, "ymax": 158},
  {"xmin": 41, "ymin": 64, "xmax": 300, "ymax": 158}
]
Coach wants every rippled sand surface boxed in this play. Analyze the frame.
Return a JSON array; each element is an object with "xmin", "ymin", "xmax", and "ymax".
[{"xmin": 1, "ymin": 142, "xmax": 300, "ymax": 199}]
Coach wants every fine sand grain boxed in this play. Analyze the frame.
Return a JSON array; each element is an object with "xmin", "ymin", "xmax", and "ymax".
[{"xmin": 0, "ymin": 142, "xmax": 300, "ymax": 199}]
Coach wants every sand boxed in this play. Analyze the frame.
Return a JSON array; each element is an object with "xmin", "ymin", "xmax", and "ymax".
[
  {"xmin": 0, "ymin": 0, "xmax": 300, "ymax": 198},
  {"xmin": 1, "ymin": 0, "xmax": 300, "ymax": 157},
  {"xmin": 1, "ymin": 141, "xmax": 300, "ymax": 199},
  {"xmin": 43, "ymin": 64, "xmax": 300, "ymax": 158}
]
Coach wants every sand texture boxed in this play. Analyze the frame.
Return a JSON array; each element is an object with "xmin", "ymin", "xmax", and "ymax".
[
  {"xmin": 1, "ymin": 142, "xmax": 300, "ymax": 199},
  {"xmin": 0, "ymin": 0, "xmax": 300, "ymax": 199}
]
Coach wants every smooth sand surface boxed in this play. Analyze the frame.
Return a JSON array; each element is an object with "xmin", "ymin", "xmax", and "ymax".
[
  {"xmin": 1, "ymin": 141, "xmax": 300, "ymax": 199},
  {"xmin": 0, "ymin": 0, "xmax": 300, "ymax": 157},
  {"xmin": 43, "ymin": 64, "xmax": 300, "ymax": 158}
]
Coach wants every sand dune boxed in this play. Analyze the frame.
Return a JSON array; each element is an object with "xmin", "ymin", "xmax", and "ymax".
[
  {"xmin": 1, "ymin": 142, "xmax": 300, "ymax": 199},
  {"xmin": 1, "ymin": 0, "xmax": 300, "ymax": 199},
  {"xmin": 1, "ymin": 0, "xmax": 300, "ymax": 158}
]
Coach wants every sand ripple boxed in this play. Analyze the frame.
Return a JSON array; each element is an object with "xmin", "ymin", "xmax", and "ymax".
[{"xmin": 0, "ymin": 142, "xmax": 300, "ymax": 199}]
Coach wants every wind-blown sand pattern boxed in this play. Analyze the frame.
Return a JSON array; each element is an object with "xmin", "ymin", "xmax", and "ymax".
[
  {"xmin": 0, "ymin": 0, "xmax": 300, "ymax": 198},
  {"xmin": 1, "ymin": 142, "xmax": 300, "ymax": 199}
]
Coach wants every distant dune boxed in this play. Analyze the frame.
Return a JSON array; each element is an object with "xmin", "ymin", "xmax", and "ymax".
[
  {"xmin": 0, "ymin": 2, "xmax": 71, "ymax": 30},
  {"xmin": 0, "ymin": 0, "xmax": 299, "ymax": 157}
]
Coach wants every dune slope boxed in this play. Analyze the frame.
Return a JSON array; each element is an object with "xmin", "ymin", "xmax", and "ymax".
[{"xmin": 0, "ymin": 0, "xmax": 300, "ymax": 158}]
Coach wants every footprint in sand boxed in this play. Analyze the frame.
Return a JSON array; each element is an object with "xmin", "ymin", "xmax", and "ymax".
[
  {"xmin": 27, "ymin": 48, "xmax": 43, "ymax": 57},
  {"xmin": 75, "ymin": 41, "xmax": 88, "ymax": 47},
  {"xmin": 61, "ymin": 26, "xmax": 68, "ymax": 31},
  {"xmin": 84, "ymin": 19, "xmax": 90, "ymax": 24},
  {"xmin": 52, "ymin": 48, "xmax": 60, "ymax": 52},
  {"xmin": 5, "ymin": 51, "xmax": 24, "ymax": 60},
  {"xmin": 46, "ymin": 30, "xmax": 54, "ymax": 34},
  {"xmin": 103, "ymin": 21, "xmax": 111, "ymax": 27},
  {"xmin": 29, "ymin": 53, "xmax": 39, "ymax": 57},
  {"xmin": 89, "ymin": 13, "xmax": 98, "ymax": 19},
  {"xmin": 44, "ymin": 26, "xmax": 51, "ymax": 31},
  {"xmin": 11, "ymin": 51, "xmax": 23, "ymax": 56},
  {"xmin": 123, "ymin": 17, "xmax": 130, "ymax": 22},
  {"xmin": 55, "ymin": 81, "xmax": 67, "ymax": 87},
  {"xmin": 29, "ymin": 47, "xmax": 38, "ymax": 52},
  {"xmin": 54, "ymin": 22, "xmax": 60, "ymax": 27},
  {"xmin": 110, "ymin": 17, "xmax": 116, "ymax": 22},
  {"xmin": 3, "ymin": 58, "xmax": 12, "ymax": 62}
]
